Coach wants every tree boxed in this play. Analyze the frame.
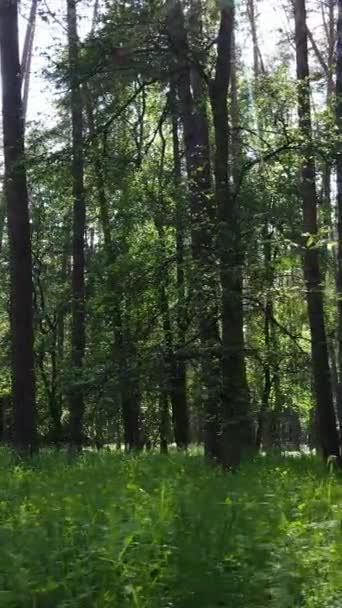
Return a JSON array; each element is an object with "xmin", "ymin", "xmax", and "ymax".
[
  {"xmin": 0, "ymin": 0, "xmax": 37, "ymax": 452},
  {"xmin": 67, "ymin": 0, "xmax": 86, "ymax": 448},
  {"xmin": 210, "ymin": 3, "xmax": 253, "ymax": 467},
  {"xmin": 336, "ymin": 0, "xmax": 342, "ymax": 423},
  {"xmin": 169, "ymin": 82, "xmax": 190, "ymax": 449},
  {"xmin": 294, "ymin": 0, "xmax": 340, "ymax": 460},
  {"xmin": 21, "ymin": 0, "xmax": 38, "ymax": 128},
  {"xmin": 166, "ymin": 0, "xmax": 222, "ymax": 461}
]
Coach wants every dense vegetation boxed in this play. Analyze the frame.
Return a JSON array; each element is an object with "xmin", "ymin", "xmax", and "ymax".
[
  {"xmin": 0, "ymin": 0, "xmax": 341, "ymax": 464},
  {"xmin": 0, "ymin": 450, "xmax": 342, "ymax": 608},
  {"xmin": 1, "ymin": 0, "xmax": 342, "ymax": 603}
]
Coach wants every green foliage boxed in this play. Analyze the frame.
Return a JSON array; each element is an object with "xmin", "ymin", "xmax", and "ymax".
[{"xmin": 0, "ymin": 450, "xmax": 341, "ymax": 607}]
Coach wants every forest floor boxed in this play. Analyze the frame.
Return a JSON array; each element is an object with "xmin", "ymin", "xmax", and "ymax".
[{"xmin": 0, "ymin": 450, "xmax": 341, "ymax": 608}]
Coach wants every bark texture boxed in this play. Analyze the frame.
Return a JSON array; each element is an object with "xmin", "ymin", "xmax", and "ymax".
[
  {"xmin": 0, "ymin": 0, "xmax": 37, "ymax": 453},
  {"xmin": 295, "ymin": 0, "xmax": 340, "ymax": 460},
  {"xmin": 210, "ymin": 5, "xmax": 253, "ymax": 467},
  {"xmin": 167, "ymin": 0, "xmax": 222, "ymax": 461},
  {"xmin": 336, "ymin": 0, "xmax": 342, "ymax": 435}
]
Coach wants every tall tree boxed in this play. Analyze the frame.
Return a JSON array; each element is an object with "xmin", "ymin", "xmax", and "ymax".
[
  {"xmin": 246, "ymin": 0, "xmax": 273, "ymax": 450},
  {"xmin": 0, "ymin": 0, "xmax": 37, "ymax": 452},
  {"xmin": 336, "ymin": 0, "xmax": 342, "ymax": 424},
  {"xmin": 170, "ymin": 82, "xmax": 190, "ymax": 449},
  {"xmin": 210, "ymin": 4, "xmax": 253, "ymax": 467},
  {"xmin": 294, "ymin": 0, "xmax": 340, "ymax": 460},
  {"xmin": 166, "ymin": 0, "xmax": 222, "ymax": 460},
  {"xmin": 67, "ymin": 0, "xmax": 86, "ymax": 448}
]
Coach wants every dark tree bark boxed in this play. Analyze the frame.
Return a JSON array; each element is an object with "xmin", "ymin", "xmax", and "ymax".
[
  {"xmin": 167, "ymin": 0, "xmax": 222, "ymax": 461},
  {"xmin": 210, "ymin": 5, "xmax": 253, "ymax": 467},
  {"xmin": 155, "ymin": 212, "xmax": 189, "ymax": 449},
  {"xmin": 159, "ymin": 388, "xmax": 169, "ymax": 454},
  {"xmin": 294, "ymin": 0, "xmax": 340, "ymax": 460},
  {"xmin": 0, "ymin": 196, "xmax": 6, "ymax": 255},
  {"xmin": 336, "ymin": 0, "xmax": 342, "ymax": 433},
  {"xmin": 67, "ymin": 0, "xmax": 86, "ymax": 448},
  {"xmin": 0, "ymin": 0, "xmax": 37, "ymax": 453},
  {"xmin": 155, "ymin": 82, "xmax": 190, "ymax": 449}
]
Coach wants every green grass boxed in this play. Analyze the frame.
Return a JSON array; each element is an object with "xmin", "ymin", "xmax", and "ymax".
[{"xmin": 0, "ymin": 449, "xmax": 342, "ymax": 608}]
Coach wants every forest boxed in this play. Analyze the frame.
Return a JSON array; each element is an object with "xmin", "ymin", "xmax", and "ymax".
[{"xmin": 0, "ymin": 0, "xmax": 342, "ymax": 605}]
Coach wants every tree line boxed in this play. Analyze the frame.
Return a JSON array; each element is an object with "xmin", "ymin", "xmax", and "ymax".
[{"xmin": 0, "ymin": 0, "xmax": 342, "ymax": 467}]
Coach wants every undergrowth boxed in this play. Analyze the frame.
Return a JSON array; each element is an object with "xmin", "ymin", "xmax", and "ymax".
[{"xmin": 0, "ymin": 449, "xmax": 341, "ymax": 607}]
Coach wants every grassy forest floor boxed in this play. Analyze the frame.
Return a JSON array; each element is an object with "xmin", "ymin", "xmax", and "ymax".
[{"xmin": 0, "ymin": 450, "xmax": 342, "ymax": 608}]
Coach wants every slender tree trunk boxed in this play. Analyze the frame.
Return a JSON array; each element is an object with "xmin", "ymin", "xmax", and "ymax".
[
  {"xmin": 336, "ymin": 0, "xmax": 342, "ymax": 433},
  {"xmin": 57, "ymin": 225, "xmax": 71, "ymax": 364},
  {"xmin": 255, "ymin": 229, "xmax": 273, "ymax": 450},
  {"xmin": 247, "ymin": 0, "xmax": 272, "ymax": 451},
  {"xmin": 155, "ymin": 214, "xmax": 189, "ymax": 449},
  {"xmin": 0, "ymin": 196, "xmax": 6, "ymax": 255},
  {"xmin": 83, "ymin": 87, "xmax": 112, "ymax": 248},
  {"xmin": 327, "ymin": 0, "xmax": 335, "ymax": 99},
  {"xmin": 21, "ymin": 0, "xmax": 37, "ymax": 81},
  {"xmin": 210, "ymin": 6, "xmax": 253, "ymax": 467},
  {"xmin": 159, "ymin": 387, "xmax": 169, "ymax": 454},
  {"xmin": 117, "ymin": 317, "xmax": 141, "ymax": 451},
  {"xmin": 50, "ymin": 328, "xmax": 62, "ymax": 444},
  {"xmin": 247, "ymin": 0, "xmax": 265, "ymax": 76},
  {"xmin": 328, "ymin": 335, "xmax": 342, "ymax": 431},
  {"xmin": 167, "ymin": 0, "xmax": 222, "ymax": 461},
  {"xmin": 169, "ymin": 82, "xmax": 190, "ymax": 448},
  {"xmin": 21, "ymin": 0, "xmax": 38, "ymax": 127},
  {"xmin": 320, "ymin": 0, "xmax": 335, "ymax": 285},
  {"xmin": 230, "ymin": 30, "xmax": 242, "ymax": 189},
  {"xmin": 0, "ymin": 0, "xmax": 37, "ymax": 453},
  {"xmin": 67, "ymin": 0, "xmax": 86, "ymax": 448},
  {"xmin": 295, "ymin": 0, "xmax": 340, "ymax": 460}
]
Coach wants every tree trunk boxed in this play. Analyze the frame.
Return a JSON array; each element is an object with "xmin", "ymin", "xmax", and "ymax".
[
  {"xmin": 247, "ymin": 0, "xmax": 272, "ymax": 452},
  {"xmin": 21, "ymin": 0, "xmax": 38, "ymax": 128},
  {"xmin": 336, "ymin": 0, "xmax": 342, "ymax": 436},
  {"xmin": 159, "ymin": 388, "xmax": 169, "ymax": 454},
  {"xmin": 230, "ymin": 30, "xmax": 242, "ymax": 190},
  {"xmin": 167, "ymin": 0, "xmax": 222, "ymax": 461},
  {"xmin": 0, "ymin": 195, "xmax": 6, "ymax": 255},
  {"xmin": 256, "ymin": 227, "xmax": 274, "ymax": 450},
  {"xmin": 170, "ymin": 82, "xmax": 190, "ymax": 447},
  {"xmin": 247, "ymin": 0, "xmax": 265, "ymax": 76},
  {"xmin": 116, "ymin": 318, "xmax": 141, "ymax": 451},
  {"xmin": 0, "ymin": 0, "xmax": 37, "ymax": 453},
  {"xmin": 295, "ymin": 0, "xmax": 340, "ymax": 460},
  {"xmin": 210, "ymin": 5, "xmax": 253, "ymax": 468},
  {"xmin": 155, "ymin": 214, "xmax": 189, "ymax": 449},
  {"xmin": 328, "ymin": 335, "xmax": 342, "ymax": 431},
  {"xmin": 67, "ymin": 0, "xmax": 86, "ymax": 449}
]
